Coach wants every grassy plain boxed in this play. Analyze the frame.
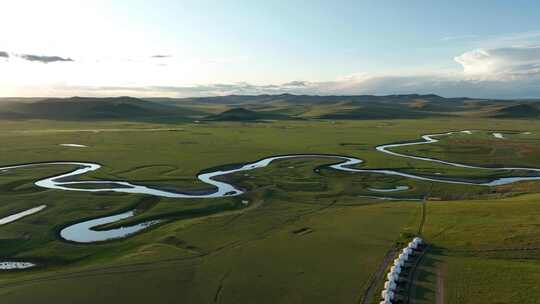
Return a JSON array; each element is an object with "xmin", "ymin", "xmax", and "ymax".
[
  {"xmin": 411, "ymin": 194, "xmax": 540, "ymax": 304},
  {"xmin": 0, "ymin": 117, "xmax": 539, "ymax": 303}
]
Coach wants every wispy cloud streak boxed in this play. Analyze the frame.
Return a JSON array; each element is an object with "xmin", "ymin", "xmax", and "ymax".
[{"xmin": 19, "ymin": 54, "xmax": 74, "ymax": 63}]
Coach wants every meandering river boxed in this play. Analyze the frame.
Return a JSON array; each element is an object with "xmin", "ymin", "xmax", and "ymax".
[{"xmin": 1, "ymin": 130, "xmax": 539, "ymax": 246}]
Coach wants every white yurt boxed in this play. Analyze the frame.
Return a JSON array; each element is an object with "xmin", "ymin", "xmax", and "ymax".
[
  {"xmin": 381, "ymin": 289, "xmax": 395, "ymax": 301},
  {"xmin": 408, "ymin": 241, "xmax": 418, "ymax": 250},
  {"xmin": 387, "ymin": 272, "xmax": 398, "ymax": 282},
  {"xmin": 394, "ymin": 258, "xmax": 404, "ymax": 267},
  {"xmin": 398, "ymin": 253, "xmax": 409, "ymax": 261},
  {"xmin": 384, "ymin": 280, "xmax": 397, "ymax": 291},
  {"xmin": 402, "ymin": 248, "xmax": 413, "ymax": 255}
]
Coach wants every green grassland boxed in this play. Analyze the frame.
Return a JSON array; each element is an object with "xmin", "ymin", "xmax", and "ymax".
[
  {"xmin": 0, "ymin": 116, "xmax": 539, "ymax": 303},
  {"xmin": 412, "ymin": 194, "xmax": 540, "ymax": 304},
  {"xmin": 393, "ymin": 129, "xmax": 540, "ymax": 168}
]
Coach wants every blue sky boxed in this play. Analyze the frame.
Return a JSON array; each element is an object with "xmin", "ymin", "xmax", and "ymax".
[{"xmin": 1, "ymin": 0, "xmax": 540, "ymax": 98}]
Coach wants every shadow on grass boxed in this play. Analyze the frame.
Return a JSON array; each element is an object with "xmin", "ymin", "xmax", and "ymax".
[{"xmin": 410, "ymin": 248, "xmax": 445, "ymax": 303}]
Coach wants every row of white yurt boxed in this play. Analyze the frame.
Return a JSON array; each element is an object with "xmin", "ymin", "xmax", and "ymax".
[
  {"xmin": 381, "ymin": 238, "xmax": 426, "ymax": 303},
  {"xmin": 381, "ymin": 289, "xmax": 395, "ymax": 301}
]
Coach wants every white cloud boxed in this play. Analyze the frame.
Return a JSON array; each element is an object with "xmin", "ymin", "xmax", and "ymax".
[
  {"xmin": 8, "ymin": 72, "xmax": 540, "ymax": 99},
  {"xmin": 454, "ymin": 46, "xmax": 540, "ymax": 80},
  {"xmin": 3, "ymin": 46, "xmax": 540, "ymax": 99},
  {"xmin": 19, "ymin": 54, "xmax": 74, "ymax": 63}
]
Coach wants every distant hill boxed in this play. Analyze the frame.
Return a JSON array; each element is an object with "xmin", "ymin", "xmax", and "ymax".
[
  {"xmin": 492, "ymin": 103, "xmax": 540, "ymax": 118},
  {"xmin": 151, "ymin": 94, "xmax": 495, "ymax": 120},
  {"xmin": 2, "ymin": 94, "xmax": 540, "ymax": 121},
  {"xmin": 317, "ymin": 102, "xmax": 447, "ymax": 119},
  {"xmin": 0, "ymin": 96, "xmax": 204, "ymax": 121},
  {"xmin": 205, "ymin": 108, "xmax": 289, "ymax": 121},
  {"xmin": 154, "ymin": 93, "xmax": 455, "ymax": 106}
]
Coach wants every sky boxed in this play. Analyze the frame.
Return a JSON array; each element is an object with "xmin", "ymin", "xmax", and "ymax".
[{"xmin": 1, "ymin": 0, "xmax": 540, "ymax": 98}]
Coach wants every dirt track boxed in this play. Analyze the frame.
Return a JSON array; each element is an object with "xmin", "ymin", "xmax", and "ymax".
[
  {"xmin": 436, "ymin": 265, "xmax": 445, "ymax": 304},
  {"xmin": 360, "ymin": 248, "xmax": 397, "ymax": 304}
]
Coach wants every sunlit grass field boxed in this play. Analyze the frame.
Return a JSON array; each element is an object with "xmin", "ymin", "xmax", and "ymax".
[
  {"xmin": 0, "ymin": 117, "xmax": 539, "ymax": 303},
  {"xmin": 412, "ymin": 194, "xmax": 540, "ymax": 304}
]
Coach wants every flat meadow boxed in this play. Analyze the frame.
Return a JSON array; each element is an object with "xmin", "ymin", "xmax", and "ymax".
[{"xmin": 0, "ymin": 117, "xmax": 539, "ymax": 303}]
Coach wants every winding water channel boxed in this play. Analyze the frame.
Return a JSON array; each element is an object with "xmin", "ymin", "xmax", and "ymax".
[{"xmin": 1, "ymin": 130, "xmax": 540, "ymax": 247}]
